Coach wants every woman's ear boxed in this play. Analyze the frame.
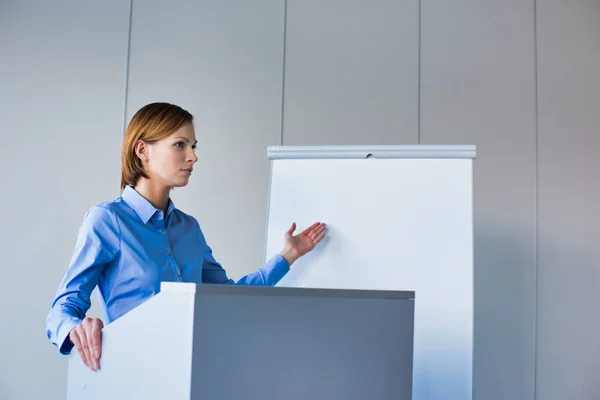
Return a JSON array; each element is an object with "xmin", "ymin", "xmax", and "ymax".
[{"xmin": 134, "ymin": 140, "xmax": 148, "ymax": 162}]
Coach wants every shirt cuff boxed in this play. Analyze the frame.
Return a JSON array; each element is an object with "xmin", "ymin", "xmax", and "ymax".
[
  {"xmin": 56, "ymin": 317, "xmax": 82, "ymax": 355},
  {"xmin": 261, "ymin": 254, "xmax": 290, "ymax": 286}
]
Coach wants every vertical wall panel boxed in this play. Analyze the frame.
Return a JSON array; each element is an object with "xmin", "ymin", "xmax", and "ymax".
[
  {"xmin": 537, "ymin": 1, "xmax": 600, "ymax": 399},
  {"xmin": 420, "ymin": 2, "xmax": 537, "ymax": 400},
  {"xmin": 126, "ymin": 0, "xmax": 284, "ymax": 279},
  {"xmin": 0, "ymin": 1, "xmax": 129, "ymax": 399},
  {"xmin": 283, "ymin": 0, "xmax": 419, "ymax": 145}
]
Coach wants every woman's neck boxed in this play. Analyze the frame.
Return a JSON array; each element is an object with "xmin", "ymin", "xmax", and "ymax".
[{"xmin": 133, "ymin": 178, "xmax": 170, "ymax": 216}]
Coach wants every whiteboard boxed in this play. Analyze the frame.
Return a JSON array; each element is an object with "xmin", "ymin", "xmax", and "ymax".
[{"xmin": 264, "ymin": 145, "xmax": 475, "ymax": 400}]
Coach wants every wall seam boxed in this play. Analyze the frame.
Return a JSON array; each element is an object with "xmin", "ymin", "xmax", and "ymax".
[
  {"xmin": 122, "ymin": 0, "xmax": 133, "ymax": 134},
  {"xmin": 279, "ymin": 0, "xmax": 288, "ymax": 146},
  {"xmin": 533, "ymin": 0, "xmax": 540, "ymax": 399},
  {"xmin": 118, "ymin": 0, "xmax": 133, "ymax": 195},
  {"xmin": 123, "ymin": 0, "xmax": 133, "ymax": 136},
  {"xmin": 122, "ymin": 0, "xmax": 133, "ymax": 135},
  {"xmin": 417, "ymin": 0, "xmax": 422, "ymax": 144}
]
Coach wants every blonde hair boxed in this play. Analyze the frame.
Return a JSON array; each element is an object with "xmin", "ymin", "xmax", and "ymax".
[{"xmin": 120, "ymin": 102, "xmax": 193, "ymax": 190}]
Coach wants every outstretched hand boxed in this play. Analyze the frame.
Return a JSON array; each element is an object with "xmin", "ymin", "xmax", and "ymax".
[{"xmin": 280, "ymin": 222, "xmax": 327, "ymax": 266}]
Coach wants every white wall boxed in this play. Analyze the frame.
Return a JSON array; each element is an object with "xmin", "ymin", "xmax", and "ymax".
[
  {"xmin": 536, "ymin": 1, "xmax": 600, "ymax": 399},
  {"xmin": 1, "ymin": 1, "xmax": 599, "ymax": 399},
  {"xmin": 0, "ymin": 2, "xmax": 129, "ymax": 399},
  {"xmin": 282, "ymin": 0, "xmax": 419, "ymax": 145}
]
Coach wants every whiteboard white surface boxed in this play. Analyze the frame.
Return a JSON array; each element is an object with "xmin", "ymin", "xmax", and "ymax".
[{"xmin": 265, "ymin": 152, "xmax": 474, "ymax": 400}]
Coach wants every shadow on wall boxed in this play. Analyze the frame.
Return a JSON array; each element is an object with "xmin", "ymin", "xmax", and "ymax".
[
  {"xmin": 472, "ymin": 219, "xmax": 536, "ymax": 400},
  {"xmin": 534, "ymin": 227, "xmax": 600, "ymax": 400}
]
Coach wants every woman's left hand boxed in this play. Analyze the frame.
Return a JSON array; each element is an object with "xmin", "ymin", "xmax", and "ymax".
[{"xmin": 280, "ymin": 222, "xmax": 327, "ymax": 266}]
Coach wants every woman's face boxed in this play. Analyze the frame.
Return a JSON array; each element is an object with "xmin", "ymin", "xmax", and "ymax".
[{"xmin": 140, "ymin": 122, "xmax": 198, "ymax": 188}]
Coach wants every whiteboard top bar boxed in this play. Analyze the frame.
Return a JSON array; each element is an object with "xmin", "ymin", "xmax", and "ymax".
[{"xmin": 267, "ymin": 145, "xmax": 476, "ymax": 160}]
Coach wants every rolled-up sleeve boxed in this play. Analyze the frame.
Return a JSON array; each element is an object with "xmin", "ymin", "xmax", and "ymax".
[{"xmin": 45, "ymin": 205, "xmax": 120, "ymax": 354}]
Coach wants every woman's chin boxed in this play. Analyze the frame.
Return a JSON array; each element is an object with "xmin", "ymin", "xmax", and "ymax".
[{"xmin": 172, "ymin": 178, "xmax": 190, "ymax": 188}]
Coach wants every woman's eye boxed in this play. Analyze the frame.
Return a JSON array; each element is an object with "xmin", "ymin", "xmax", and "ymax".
[{"xmin": 175, "ymin": 142, "xmax": 184, "ymax": 148}]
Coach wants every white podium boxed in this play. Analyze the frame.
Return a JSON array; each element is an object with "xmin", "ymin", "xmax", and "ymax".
[{"xmin": 67, "ymin": 283, "xmax": 415, "ymax": 400}]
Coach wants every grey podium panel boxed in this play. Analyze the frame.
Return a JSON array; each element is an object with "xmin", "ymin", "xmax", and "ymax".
[{"xmin": 191, "ymin": 286, "xmax": 415, "ymax": 400}]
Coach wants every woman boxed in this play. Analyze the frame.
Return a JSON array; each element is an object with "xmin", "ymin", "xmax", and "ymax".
[{"xmin": 45, "ymin": 102, "xmax": 326, "ymax": 372}]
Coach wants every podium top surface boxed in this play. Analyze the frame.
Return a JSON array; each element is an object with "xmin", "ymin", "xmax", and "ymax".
[{"xmin": 160, "ymin": 282, "xmax": 415, "ymax": 300}]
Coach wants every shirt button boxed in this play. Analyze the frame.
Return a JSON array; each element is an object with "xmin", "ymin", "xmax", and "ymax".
[
  {"xmin": 176, "ymin": 274, "xmax": 181, "ymax": 278},
  {"xmin": 160, "ymin": 229, "xmax": 164, "ymax": 233},
  {"xmin": 167, "ymin": 251, "xmax": 172, "ymax": 256}
]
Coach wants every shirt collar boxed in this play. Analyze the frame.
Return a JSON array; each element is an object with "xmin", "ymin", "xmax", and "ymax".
[{"xmin": 121, "ymin": 185, "xmax": 177, "ymax": 224}]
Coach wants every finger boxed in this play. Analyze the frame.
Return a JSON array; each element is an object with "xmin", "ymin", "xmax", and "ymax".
[
  {"xmin": 313, "ymin": 222, "xmax": 326, "ymax": 232},
  {"xmin": 302, "ymin": 222, "xmax": 320, "ymax": 235},
  {"xmin": 74, "ymin": 328, "xmax": 92, "ymax": 370},
  {"xmin": 312, "ymin": 225, "xmax": 326, "ymax": 241},
  {"xmin": 287, "ymin": 222, "xmax": 297, "ymax": 234},
  {"xmin": 78, "ymin": 326, "xmax": 94, "ymax": 371},
  {"xmin": 313, "ymin": 231, "xmax": 326, "ymax": 245},
  {"xmin": 85, "ymin": 323, "xmax": 99, "ymax": 371},
  {"xmin": 91, "ymin": 320, "xmax": 103, "ymax": 369},
  {"xmin": 70, "ymin": 330, "xmax": 88, "ymax": 369},
  {"xmin": 309, "ymin": 223, "xmax": 326, "ymax": 240}
]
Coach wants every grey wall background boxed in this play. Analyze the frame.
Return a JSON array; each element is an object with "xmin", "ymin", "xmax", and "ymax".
[
  {"xmin": 0, "ymin": 2, "xmax": 129, "ymax": 399},
  {"xmin": 0, "ymin": 1, "xmax": 598, "ymax": 399}
]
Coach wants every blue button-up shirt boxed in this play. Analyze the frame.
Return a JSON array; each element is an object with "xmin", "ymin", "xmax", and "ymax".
[{"xmin": 46, "ymin": 185, "xmax": 290, "ymax": 354}]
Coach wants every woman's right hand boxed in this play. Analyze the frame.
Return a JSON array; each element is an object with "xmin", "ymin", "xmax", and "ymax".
[{"xmin": 69, "ymin": 317, "xmax": 104, "ymax": 371}]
